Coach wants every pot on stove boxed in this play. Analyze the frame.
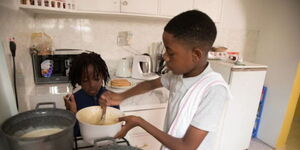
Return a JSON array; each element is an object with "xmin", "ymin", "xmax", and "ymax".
[{"xmin": 0, "ymin": 102, "xmax": 76, "ymax": 150}]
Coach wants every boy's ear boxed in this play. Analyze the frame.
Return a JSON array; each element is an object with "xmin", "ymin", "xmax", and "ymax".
[{"xmin": 192, "ymin": 47, "xmax": 204, "ymax": 62}]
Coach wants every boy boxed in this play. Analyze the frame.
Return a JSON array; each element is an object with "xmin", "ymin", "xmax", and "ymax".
[
  {"xmin": 101, "ymin": 10, "xmax": 231, "ymax": 150},
  {"xmin": 63, "ymin": 52, "xmax": 118, "ymax": 136}
]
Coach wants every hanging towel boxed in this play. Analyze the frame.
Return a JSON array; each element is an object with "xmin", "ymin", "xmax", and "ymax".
[{"xmin": 163, "ymin": 72, "xmax": 231, "ymax": 150}]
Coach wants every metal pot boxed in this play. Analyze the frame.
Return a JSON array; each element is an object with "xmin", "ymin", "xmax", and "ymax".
[{"xmin": 1, "ymin": 102, "xmax": 76, "ymax": 150}]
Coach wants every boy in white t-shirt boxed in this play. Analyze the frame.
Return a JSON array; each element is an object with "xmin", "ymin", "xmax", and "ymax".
[{"xmin": 101, "ymin": 10, "xmax": 231, "ymax": 150}]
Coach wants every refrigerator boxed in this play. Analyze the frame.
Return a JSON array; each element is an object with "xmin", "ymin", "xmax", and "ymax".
[
  {"xmin": 209, "ymin": 60, "xmax": 267, "ymax": 150},
  {"xmin": 0, "ymin": 42, "xmax": 18, "ymax": 148}
]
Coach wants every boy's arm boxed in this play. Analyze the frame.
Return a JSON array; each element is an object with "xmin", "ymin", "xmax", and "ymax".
[
  {"xmin": 121, "ymin": 77, "xmax": 162, "ymax": 99},
  {"xmin": 117, "ymin": 116, "xmax": 207, "ymax": 150},
  {"xmin": 101, "ymin": 78, "xmax": 163, "ymax": 106}
]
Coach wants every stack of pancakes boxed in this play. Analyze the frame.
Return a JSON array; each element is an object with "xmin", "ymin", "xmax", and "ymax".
[{"xmin": 110, "ymin": 79, "xmax": 131, "ymax": 87}]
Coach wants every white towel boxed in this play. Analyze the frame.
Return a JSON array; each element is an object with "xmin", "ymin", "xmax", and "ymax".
[{"xmin": 163, "ymin": 72, "xmax": 231, "ymax": 150}]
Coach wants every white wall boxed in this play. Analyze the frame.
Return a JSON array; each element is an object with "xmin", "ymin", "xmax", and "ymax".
[
  {"xmin": 0, "ymin": 0, "xmax": 35, "ymax": 148},
  {"xmin": 220, "ymin": 0, "xmax": 300, "ymax": 147},
  {"xmin": 253, "ymin": 0, "xmax": 300, "ymax": 147},
  {"xmin": 33, "ymin": 14, "xmax": 168, "ymax": 74},
  {"xmin": 204, "ymin": 0, "xmax": 300, "ymax": 147},
  {"xmin": 0, "ymin": 0, "xmax": 35, "ymax": 112}
]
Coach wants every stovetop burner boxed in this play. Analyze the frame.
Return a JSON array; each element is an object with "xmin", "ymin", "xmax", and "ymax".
[{"xmin": 74, "ymin": 136, "xmax": 130, "ymax": 150}]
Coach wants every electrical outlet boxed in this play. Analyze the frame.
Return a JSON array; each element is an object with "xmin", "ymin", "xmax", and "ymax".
[{"xmin": 117, "ymin": 31, "xmax": 133, "ymax": 46}]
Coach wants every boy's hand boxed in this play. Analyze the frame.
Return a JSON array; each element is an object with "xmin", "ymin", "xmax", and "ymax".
[
  {"xmin": 63, "ymin": 94, "xmax": 77, "ymax": 113},
  {"xmin": 100, "ymin": 91, "xmax": 123, "ymax": 106},
  {"xmin": 114, "ymin": 116, "xmax": 142, "ymax": 138}
]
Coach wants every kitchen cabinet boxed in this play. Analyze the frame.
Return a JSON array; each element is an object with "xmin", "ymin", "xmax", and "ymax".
[
  {"xmin": 116, "ymin": 84, "xmax": 168, "ymax": 150},
  {"xmin": 209, "ymin": 60, "xmax": 267, "ymax": 150},
  {"xmin": 18, "ymin": 0, "xmax": 223, "ymax": 21},
  {"xmin": 121, "ymin": 0, "xmax": 158, "ymax": 15},
  {"xmin": 19, "ymin": 0, "xmax": 164, "ymax": 19},
  {"xmin": 123, "ymin": 108, "xmax": 166, "ymax": 150},
  {"xmin": 194, "ymin": 0, "xmax": 223, "ymax": 22},
  {"xmin": 76, "ymin": 0, "xmax": 159, "ymax": 15},
  {"xmin": 77, "ymin": 0, "xmax": 120, "ymax": 12},
  {"xmin": 159, "ymin": 0, "xmax": 194, "ymax": 17},
  {"xmin": 159, "ymin": 0, "xmax": 223, "ymax": 22}
]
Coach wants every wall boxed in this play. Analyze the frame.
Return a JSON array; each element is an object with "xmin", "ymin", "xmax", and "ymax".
[
  {"xmin": 33, "ymin": 9, "xmax": 260, "ymax": 75},
  {"xmin": 253, "ymin": 0, "xmax": 300, "ymax": 147},
  {"xmin": 0, "ymin": 0, "xmax": 35, "ymax": 148},
  {"xmin": 0, "ymin": 1, "xmax": 35, "ymax": 111},
  {"xmin": 33, "ymin": 14, "xmax": 168, "ymax": 75},
  {"xmin": 214, "ymin": 0, "xmax": 261, "ymax": 62}
]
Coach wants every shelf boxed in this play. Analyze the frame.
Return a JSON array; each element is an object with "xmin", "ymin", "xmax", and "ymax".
[{"xmin": 19, "ymin": 4, "xmax": 171, "ymax": 20}]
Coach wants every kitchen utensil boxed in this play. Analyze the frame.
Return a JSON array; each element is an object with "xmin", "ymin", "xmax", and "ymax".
[
  {"xmin": 1, "ymin": 102, "xmax": 76, "ymax": 150},
  {"xmin": 131, "ymin": 54, "xmax": 159, "ymax": 80},
  {"xmin": 76, "ymin": 106, "xmax": 124, "ymax": 145},
  {"xmin": 94, "ymin": 137, "xmax": 141, "ymax": 150},
  {"xmin": 115, "ymin": 57, "xmax": 131, "ymax": 77},
  {"xmin": 99, "ymin": 104, "xmax": 107, "ymax": 124}
]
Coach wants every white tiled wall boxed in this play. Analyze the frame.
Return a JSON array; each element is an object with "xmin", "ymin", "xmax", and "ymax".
[
  {"xmin": 34, "ymin": 14, "xmax": 168, "ymax": 74},
  {"xmin": 0, "ymin": 0, "xmax": 35, "ymax": 112}
]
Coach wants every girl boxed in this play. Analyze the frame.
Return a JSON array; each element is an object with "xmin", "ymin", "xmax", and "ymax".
[{"xmin": 63, "ymin": 52, "xmax": 118, "ymax": 136}]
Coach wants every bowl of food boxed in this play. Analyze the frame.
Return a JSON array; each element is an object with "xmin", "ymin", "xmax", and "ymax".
[{"xmin": 76, "ymin": 106, "xmax": 124, "ymax": 144}]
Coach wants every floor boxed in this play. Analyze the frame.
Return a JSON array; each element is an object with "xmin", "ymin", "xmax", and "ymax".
[
  {"xmin": 249, "ymin": 138, "xmax": 273, "ymax": 150},
  {"xmin": 248, "ymin": 116, "xmax": 300, "ymax": 150},
  {"xmin": 284, "ymin": 116, "xmax": 300, "ymax": 150}
]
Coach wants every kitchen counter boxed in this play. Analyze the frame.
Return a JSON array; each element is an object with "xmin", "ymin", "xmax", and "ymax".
[{"xmin": 28, "ymin": 78, "xmax": 169, "ymax": 111}]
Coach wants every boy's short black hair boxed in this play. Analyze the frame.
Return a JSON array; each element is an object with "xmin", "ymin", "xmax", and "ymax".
[
  {"xmin": 164, "ymin": 10, "xmax": 217, "ymax": 51},
  {"xmin": 69, "ymin": 52, "xmax": 110, "ymax": 89}
]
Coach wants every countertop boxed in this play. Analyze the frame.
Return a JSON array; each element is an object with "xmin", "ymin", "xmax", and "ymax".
[
  {"xmin": 209, "ymin": 60, "xmax": 268, "ymax": 69},
  {"xmin": 28, "ymin": 77, "xmax": 169, "ymax": 111}
]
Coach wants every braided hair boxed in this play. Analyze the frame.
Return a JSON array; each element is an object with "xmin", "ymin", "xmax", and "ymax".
[{"xmin": 69, "ymin": 52, "xmax": 110, "ymax": 89}]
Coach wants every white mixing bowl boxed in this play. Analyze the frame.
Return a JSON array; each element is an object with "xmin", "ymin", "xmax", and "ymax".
[{"xmin": 76, "ymin": 106, "xmax": 124, "ymax": 144}]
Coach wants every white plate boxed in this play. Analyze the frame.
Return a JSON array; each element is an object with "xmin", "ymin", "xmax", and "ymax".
[{"xmin": 108, "ymin": 80, "xmax": 136, "ymax": 89}]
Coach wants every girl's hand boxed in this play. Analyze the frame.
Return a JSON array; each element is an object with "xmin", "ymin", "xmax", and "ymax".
[
  {"xmin": 100, "ymin": 91, "xmax": 123, "ymax": 106},
  {"xmin": 63, "ymin": 94, "xmax": 77, "ymax": 113},
  {"xmin": 114, "ymin": 115, "xmax": 142, "ymax": 138}
]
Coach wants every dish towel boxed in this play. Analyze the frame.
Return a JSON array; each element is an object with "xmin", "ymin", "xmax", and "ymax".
[{"xmin": 162, "ymin": 72, "xmax": 231, "ymax": 150}]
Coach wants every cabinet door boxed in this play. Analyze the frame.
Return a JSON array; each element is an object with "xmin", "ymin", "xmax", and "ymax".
[
  {"xmin": 194, "ymin": 0, "xmax": 223, "ymax": 22},
  {"xmin": 120, "ymin": 0, "xmax": 158, "ymax": 15},
  {"xmin": 159, "ymin": 0, "xmax": 194, "ymax": 17},
  {"xmin": 124, "ymin": 108, "xmax": 166, "ymax": 150},
  {"xmin": 77, "ymin": 0, "xmax": 120, "ymax": 12}
]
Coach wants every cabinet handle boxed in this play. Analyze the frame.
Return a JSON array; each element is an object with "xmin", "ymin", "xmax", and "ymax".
[{"xmin": 122, "ymin": 0, "xmax": 128, "ymax": 6}]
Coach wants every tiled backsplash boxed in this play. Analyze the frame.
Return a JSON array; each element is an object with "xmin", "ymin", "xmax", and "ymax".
[{"xmin": 34, "ymin": 14, "xmax": 169, "ymax": 74}]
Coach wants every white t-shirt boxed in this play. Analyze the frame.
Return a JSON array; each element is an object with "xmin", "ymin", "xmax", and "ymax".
[{"xmin": 160, "ymin": 64, "xmax": 230, "ymax": 150}]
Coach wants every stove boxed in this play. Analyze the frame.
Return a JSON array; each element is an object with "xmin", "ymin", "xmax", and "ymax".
[{"xmin": 74, "ymin": 136, "xmax": 130, "ymax": 150}]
